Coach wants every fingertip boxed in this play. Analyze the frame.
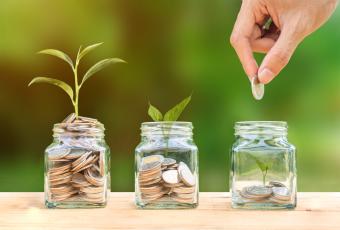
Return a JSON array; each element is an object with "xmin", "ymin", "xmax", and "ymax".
[{"xmin": 258, "ymin": 68, "xmax": 275, "ymax": 84}]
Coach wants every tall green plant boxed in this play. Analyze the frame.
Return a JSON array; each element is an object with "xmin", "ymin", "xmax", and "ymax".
[{"xmin": 28, "ymin": 43, "xmax": 126, "ymax": 118}]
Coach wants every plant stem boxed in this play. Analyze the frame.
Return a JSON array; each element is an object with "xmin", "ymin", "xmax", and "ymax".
[
  {"xmin": 262, "ymin": 167, "xmax": 268, "ymax": 185},
  {"xmin": 73, "ymin": 63, "xmax": 79, "ymax": 118},
  {"xmin": 161, "ymin": 124, "xmax": 169, "ymax": 156}
]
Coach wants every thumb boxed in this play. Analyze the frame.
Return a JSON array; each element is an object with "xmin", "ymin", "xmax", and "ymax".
[{"xmin": 258, "ymin": 28, "xmax": 301, "ymax": 84}]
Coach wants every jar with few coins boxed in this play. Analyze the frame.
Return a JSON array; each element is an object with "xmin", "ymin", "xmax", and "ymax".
[
  {"xmin": 135, "ymin": 122, "xmax": 199, "ymax": 209},
  {"xmin": 44, "ymin": 113, "xmax": 110, "ymax": 208},
  {"xmin": 230, "ymin": 121, "xmax": 297, "ymax": 209}
]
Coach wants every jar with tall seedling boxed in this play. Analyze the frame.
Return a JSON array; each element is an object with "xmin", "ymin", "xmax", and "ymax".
[
  {"xmin": 135, "ymin": 95, "xmax": 199, "ymax": 209},
  {"xmin": 230, "ymin": 121, "xmax": 297, "ymax": 209},
  {"xmin": 29, "ymin": 43, "xmax": 125, "ymax": 208}
]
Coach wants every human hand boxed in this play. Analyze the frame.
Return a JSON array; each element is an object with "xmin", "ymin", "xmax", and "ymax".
[{"xmin": 230, "ymin": 0, "xmax": 338, "ymax": 84}]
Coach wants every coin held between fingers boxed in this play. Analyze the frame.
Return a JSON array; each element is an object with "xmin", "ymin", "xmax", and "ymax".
[{"xmin": 251, "ymin": 75, "xmax": 265, "ymax": 100}]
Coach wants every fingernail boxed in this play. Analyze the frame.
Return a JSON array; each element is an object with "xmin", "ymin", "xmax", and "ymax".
[
  {"xmin": 258, "ymin": 68, "xmax": 275, "ymax": 84},
  {"xmin": 248, "ymin": 75, "xmax": 257, "ymax": 83}
]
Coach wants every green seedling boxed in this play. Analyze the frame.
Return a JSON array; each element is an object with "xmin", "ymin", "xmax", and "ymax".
[
  {"xmin": 29, "ymin": 43, "xmax": 126, "ymax": 118},
  {"xmin": 147, "ymin": 94, "xmax": 192, "ymax": 154},
  {"xmin": 148, "ymin": 94, "xmax": 192, "ymax": 121},
  {"xmin": 248, "ymin": 153, "xmax": 274, "ymax": 185}
]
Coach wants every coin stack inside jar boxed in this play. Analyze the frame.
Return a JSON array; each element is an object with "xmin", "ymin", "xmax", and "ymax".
[
  {"xmin": 138, "ymin": 155, "xmax": 197, "ymax": 203},
  {"xmin": 239, "ymin": 181, "xmax": 292, "ymax": 204},
  {"xmin": 47, "ymin": 113, "xmax": 106, "ymax": 203}
]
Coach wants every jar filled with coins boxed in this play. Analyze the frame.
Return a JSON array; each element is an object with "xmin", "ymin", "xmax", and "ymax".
[
  {"xmin": 135, "ymin": 122, "xmax": 199, "ymax": 209},
  {"xmin": 230, "ymin": 121, "xmax": 297, "ymax": 209},
  {"xmin": 44, "ymin": 113, "xmax": 110, "ymax": 208}
]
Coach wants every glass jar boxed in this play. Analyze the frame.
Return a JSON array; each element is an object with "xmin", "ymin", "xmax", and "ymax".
[
  {"xmin": 135, "ymin": 122, "xmax": 199, "ymax": 209},
  {"xmin": 44, "ymin": 116, "xmax": 110, "ymax": 208},
  {"xmin": 230, "ymin": 121, "xmax": 296, "ymax": 209}
]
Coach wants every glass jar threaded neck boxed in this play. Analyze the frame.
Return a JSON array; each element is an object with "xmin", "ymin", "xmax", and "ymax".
[
  {"xmin": 141, "ymin": 122, "xmax": 193, "ymax": 137},
  {"xmin": 234, "ymin": 121, "xmax": 287, "ymax": 136},
  {"xmin": 53, "ymin": 122, "xmax": 105, "ymax": 138}
]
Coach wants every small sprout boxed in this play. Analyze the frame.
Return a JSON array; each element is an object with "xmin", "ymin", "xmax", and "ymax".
[
  {"xmin": 248, "ymin": 153, "xmax": 274, "ymax": 185},
  {"xmin": 29, "ymin": 43, "xmax": 126, "ymax": 118},
  {"xmin": 148, "ymin": 94, "xmax": 192, "ymax": 121}
]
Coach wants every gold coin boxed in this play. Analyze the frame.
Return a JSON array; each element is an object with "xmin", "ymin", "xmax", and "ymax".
[
  {"xmin": 84, "ymin": 168, "xmax": 104, "ymax": 186},
  {"xmin": 80, "ymin": 186, "xmax": 104, "ymax": 194},
  {"xmin": 62, "ymin": 113, "xmax": 77, "ymax": 123},
  {"xmin": 99, "ymin": 151, "xmax": 105, "ymax": 177},
  {"xmin": 71, "ymin": 173, "xmax": 91, "ymax": 187},
  {"xmin": 139, "ymin": 177, "xmax": 162, "ymax": 186},
  {"xmin": 173, "ymin": 186, "xmax": 196, "ymax": 194},
  {"xmin": 49, "ymin": 171, "xmax": 72, "ymax": 181}
]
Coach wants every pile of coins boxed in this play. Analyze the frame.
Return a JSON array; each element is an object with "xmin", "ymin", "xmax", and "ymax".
[
  {"xmin": 138, "ymin": 155, "xmax": 196, "ymax": 203},
  {"xmin": 239, "ymin": 181, "xmax": 292, "ymax": 204},
  {"xmin": 46, "ymin": 113, "xmax": 106, "ymax": 203}
]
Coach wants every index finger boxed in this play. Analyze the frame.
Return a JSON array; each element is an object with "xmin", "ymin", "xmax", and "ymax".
[{"xmin": 230, "ymin": 2, "xmax": 258, "ymax": 79}]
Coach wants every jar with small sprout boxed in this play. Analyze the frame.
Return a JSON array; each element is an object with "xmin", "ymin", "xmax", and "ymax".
[
  {"xmin": 135, "ymin": 95, "xmax": 199, "ymax": 209},
  {"xmin": 230, "ymin": 121, "xmax": 297, "ymax": 209}
]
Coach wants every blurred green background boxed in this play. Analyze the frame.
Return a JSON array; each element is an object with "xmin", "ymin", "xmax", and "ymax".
[{"xmin": 0, "ymin": 0, "xmax": 340, "ymax": 192}]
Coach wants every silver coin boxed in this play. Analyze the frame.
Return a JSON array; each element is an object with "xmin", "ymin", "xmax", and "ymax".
[
  {"xmin": 269, "ymin": 181, "xmax": 286, "ymax": 188},
  {"xmin": 240, "ymin": 188, "xmax": 267, "ymax": 200},
  {"xmin": 65, "ymin": 149, "xmax": 87, "ymax": 159},
  {"xmin": 246, "ymin": 185, "xmax": 272, "ymax": 197},
  {"xmin": 251, "ymin": 76, "xmax": 264, "ymax": 100},
  {"xmin": 162, "ymin": 158, "xmax": 176, "ymax": 166},
  {"xmin": 272, "ymin": 187, "xmax": 291, "ymax": 201},
  {"xmin": 140, "ymin": 161, "xmax": 161, "ymax": 172},
  {"xmin": 141, "ymin": 155, "xmax": 164, "ymax": 165},
  {"xmin": 162, "ymin": 170, "xmax": 180, "ymax": 184},
  {"xmin": 48, "ymin": 148, "xmax": 71, "ymax": 160},
  {"xmin": 240, "ymin": 192, "xmax": 257, "ymax": 200},
  {"xmin": 178, "ymin": 162, "xmax": 196, "ymax": 187}
]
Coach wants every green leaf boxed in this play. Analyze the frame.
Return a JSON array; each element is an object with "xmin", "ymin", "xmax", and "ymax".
[
  {"xmin": 148, "ymin": 103, "xmax": 163, "ymax": 121},
  {"xmin": 38, "ymin": 49, "xmax": 74, "ymax": 68},
  {"xmin": 76, "ymin": 45, "xmax": 82, "ymax": 63},
  {"xmin": 80, "ymin": 58, "xmax": 126, "ymax": 87},
  {"xmin": 76, "ymin": 42, "xmax": 103, "ymax": 63},
  {"xmin": 254, "ymin": 158, "xmax": 268, "ymax": 172},
  {"xmin": 164, "ymin": 95, "xmax": 191, "ymax": 121},
  {"xmin": 248, "ymin": 154, "xmax": 274, "ymax": 173},
  {"xmin": 28, "ymin": 77, "xmax": 74, "ymax": 102}
]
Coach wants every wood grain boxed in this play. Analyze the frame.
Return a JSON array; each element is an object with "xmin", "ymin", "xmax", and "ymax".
[{"xmin": 0, "ymin": 192, "xmax": 339, "ymax": 230}]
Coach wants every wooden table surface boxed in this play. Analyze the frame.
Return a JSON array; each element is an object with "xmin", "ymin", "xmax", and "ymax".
[{"xmin": 0, "ymin": 192, "xmax": 340, "ymax": 230}]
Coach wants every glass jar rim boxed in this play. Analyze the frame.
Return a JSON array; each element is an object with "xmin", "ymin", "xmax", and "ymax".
[
  {"xmin": 53, "ymin": 122, "xmax": 105, "ymax": 138},
  {"xmin": 142, "ymin": 121, "xmax": 192, "ymax": 125},
  {"xmin": 234, "ymin": 121, "xmax": 287, "ymax": 135},
  {"xmin": 141, "ymin": 121, "xmax": 193, "ymax": 136}
]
